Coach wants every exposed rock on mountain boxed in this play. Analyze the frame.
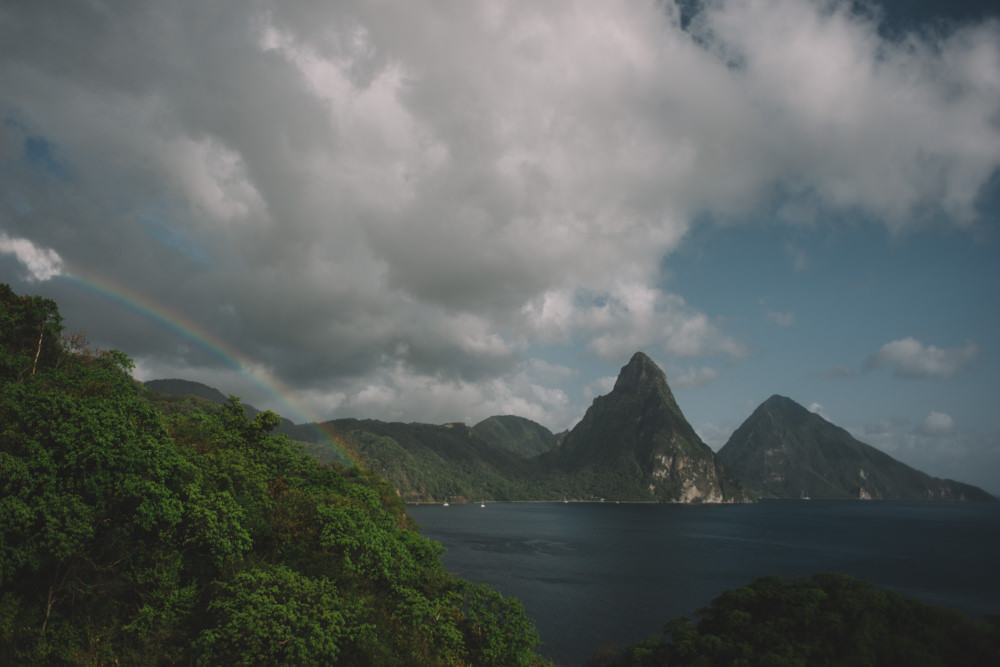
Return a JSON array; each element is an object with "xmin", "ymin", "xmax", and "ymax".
[
  {"xmin": 718, "ymin": 395, "xmax": 995, "ymax": 501},
  {"xmin": 540, "ymin": 352, "xmax": 752, "ymax": 503}
]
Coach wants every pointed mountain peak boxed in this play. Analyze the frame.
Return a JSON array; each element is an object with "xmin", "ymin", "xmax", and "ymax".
[
  {"xmin": 612, "ymin": 351, "xmax": 670, "ymax": 395},
  {"xmin": 756, "ymin": 395, "xmax": 825, "ymax": 426},
  {"xmin": 760, "ymin": 394, "xmax": 808, "ymax": 414},
  {"xmin": 720, "ymin": 394, "xmax": 996, "ymax": 501},
  {"xmin": 548, "ymin": 351, "xmax": 751, "ymax": 502}
]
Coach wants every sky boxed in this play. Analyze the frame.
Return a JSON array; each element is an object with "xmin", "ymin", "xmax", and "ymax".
[{"xmin": 2, "ymin": 0, "xmax": 999, "ymax": 492}]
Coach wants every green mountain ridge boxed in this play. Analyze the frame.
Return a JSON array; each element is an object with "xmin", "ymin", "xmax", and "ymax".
[
  {"xmin": 472, "ymin": 415, "xmax": 559, "ymax": 458},
  {"xmin": 152, "ymin": 352, "xmax": 753, "ymax": 503},
  {"xmin": 147, "ymin": 362, "xmax": 993, "ymax": 504},
  {"xmin": 718, "ymin": 394, "xmax": 995, "ymax": 501},
  {"xmin": 144, "ymin": 378, "xmax": 230, "ymax": 404}
]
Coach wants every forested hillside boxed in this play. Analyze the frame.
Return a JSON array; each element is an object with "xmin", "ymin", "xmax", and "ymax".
[
  {"xmin": 0, "ymin": 284, "xmax": 547, "ymax": 665},
  {"xmin": 590, "ymin": 573, "xmax": 1000, "ymax": 666}
]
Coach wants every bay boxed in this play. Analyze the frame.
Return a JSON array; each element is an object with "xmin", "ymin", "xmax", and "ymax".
[{"xmin": 408, "ymin": 500, "xmax": 1000, "ymax": 666}]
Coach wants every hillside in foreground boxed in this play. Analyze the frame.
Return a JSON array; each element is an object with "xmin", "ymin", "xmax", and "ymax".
[{"xmin": 0, "ymin": 284, "xmax": 547, "ymax": 665}]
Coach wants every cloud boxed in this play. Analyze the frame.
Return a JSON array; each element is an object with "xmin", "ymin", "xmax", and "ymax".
[
  {"xmin": 325, "ymin": 359, "xmax": 576, "ymax": 430},
  {"xmin": 808, "ymin": 402, "xmax": 830, "ymax": 421},
  {"xmin": 767, "ymin": 310, "xmax": 795, "ymax": 327},
  {"xmin": 0, "ymin": 234, "xmax": 63, "ymax": 281},
  {"xmin": 856, "ymin": 415, "xmax": 999, "ymax": 490},
  {"xmin": 672, "ymin": 366, "xmax": 721, "ymax": 389},
  {"xmin": 866, "ymin": 337, "xmax": 980, "ymax": 379},
  {"xmin": 785, "ymin": 243, "xmax": 808, "ymax": 271},
  {"xmin": 2, "ymin": 0, "xmax": 999, "ymax": 427},
  {"xmin": 694, "ymin": 420, "xmax": 738, "ymax": 451},
  {"xmin": 526, "ymin": 284, "xmax": 749, "ymax": 363},
  {"xmin": 922, "ymin": 411, "xmax": 955, "ymax": 435},
  {"xmin": 583, "ymin": 376, "xmax": 618, "ymax": 403}
]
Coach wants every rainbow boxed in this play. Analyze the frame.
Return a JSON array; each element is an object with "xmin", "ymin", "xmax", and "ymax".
[{"xmin": 58, "ymin": 267, "xmax": 356, "ymax": 465}]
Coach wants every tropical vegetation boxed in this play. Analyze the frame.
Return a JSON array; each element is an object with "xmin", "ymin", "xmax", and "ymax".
[
  {"xmin": 0, "ymin": 284, "xmax": 547, "ymax": 665},
  {"xmin": 587, "ymin": 573, "xmax": 1000, "ymax": 666}
]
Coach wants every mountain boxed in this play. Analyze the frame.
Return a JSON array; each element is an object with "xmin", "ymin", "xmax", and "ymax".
[
  {"xmin": 540, "ymin": 352, "xmax": 752, "ymax": 503},
  {"xmin": 147, "ymin": 353, "xmax": 749, "ymax": 503},
  {"xmin": 472, "ymin": 415, "xmax": 558, "ymax": 457},
  {"xmin": 143, "ymin": 378, "xmax": 310, "ymax": 447},
  {"xmin": 144, "ymin": 378, "xmax": 230, "ymax": 404},
  {"xmin": 718, "ymin": 395, "xmax": 995, "ymax": 501},
  {"xmin": 321, "ymin": 418, "xmax": 540, "ymax": 503}
]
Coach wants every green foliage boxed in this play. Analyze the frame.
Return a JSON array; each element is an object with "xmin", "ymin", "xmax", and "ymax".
[
  {"xmin": 0, "ymin": 284, "xmax": 548, "ymax": 665},
  {"xmin": 329, "ymin": 418, "xmax": 544, "ymax": 503},
  {"xmin": 472, "ymin": 415, "xmax": 557, "ymax": 458},
  {"xmin": 456, "ymin": 581, "xmax": 543, "ymax": 667},
  {"xmin": 194, "ymin": 564, "xmax": 353, "ymax": 666},
  {"xmin": 0, "ymin": 284, "xmax": 63, "ymax": 382},
  {"xmin": 592, "ymin": 573, "xmax": 1000, "ymax": 667}
]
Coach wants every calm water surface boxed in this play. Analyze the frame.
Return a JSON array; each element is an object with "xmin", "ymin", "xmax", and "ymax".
[{"xmin": 408, "ymin": 500, "xmax": 1000, "ymax": 666}]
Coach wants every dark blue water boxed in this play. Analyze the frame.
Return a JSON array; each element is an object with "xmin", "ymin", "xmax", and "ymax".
[{"xmin": 408, "ymin": 500, "xmax": 1000, "ymax": 666}]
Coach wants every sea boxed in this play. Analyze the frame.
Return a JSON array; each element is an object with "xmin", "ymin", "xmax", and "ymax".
[{"xmin": 407, "ymin": 500, "xmax": 1000, "ymax": 666}]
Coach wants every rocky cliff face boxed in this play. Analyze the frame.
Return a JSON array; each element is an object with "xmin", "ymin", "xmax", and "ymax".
[
  {"xmin": 542, "ymin": 352, "xmax": 751, "ymax": 503},
  {"xmin": 718, "ymin": 395, "xmax": 995, "ymax": 501}
]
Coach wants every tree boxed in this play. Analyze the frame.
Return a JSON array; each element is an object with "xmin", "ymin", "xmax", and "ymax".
[{"xmin": 0, "ymin": 284, "xmax": 63, "ymax": 381}]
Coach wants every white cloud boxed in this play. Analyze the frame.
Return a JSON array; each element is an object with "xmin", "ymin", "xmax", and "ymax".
[
  {"xmin": 318, "ymin": 358, "xmax": 577, "ymax": 431},
  {"xmin": 692, "ymin": 0, "xmax": 1000, "ymax": 228},
  {"xmin": 583, "ymin": 376, "xmax": 617, "ymax": 403},
  {"xmin": 528, "ymin": 283, "xmax": 749, "ymax": 363},
  {"xmin": 855, "ymin": 415, "xmax": 998, "ymax": 490},
  {"xmin": 767, "ymin": 310, "xmax": 795, "ymax": 327},
  {"xmin": 694, "ymin": 420, "xmax": 738, "ymax": 451},
  {"xmin": 922, "ymin": 411, "xmax": 955, "ymax": 435},
  {"xmin": 672, "ymin": 366, "xmax": 721, "ymax": 389},
  {"xmin": 0, "ymin": 234, "xmax": 64, "ymax": 281},
  {"xmin": 2, "ymin": 0, "xmax": 999, "ymax": 431},
  {"xmin": 808, "ymin": 402, "xmax": 830, "ymax": 421},
  {"xmin": 866, "ymin": 337, "xmax": 979, "ymax": 379}
]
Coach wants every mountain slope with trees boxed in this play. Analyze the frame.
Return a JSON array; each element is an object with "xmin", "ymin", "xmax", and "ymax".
[
  {"xmin": 314, "ymin": 353, "xmax": 752, "ymax": 503},
  {"xmin": 0, "ymin": 284, "xmax": 547, "ymax": 665},
  {"xmin": 149, "ymin": 353, "xmax": 753, "ymax": 503},
  {"xmin": 718, "ymin": 395, "xmax": 995, "ymax": 501},
  {"xmin": 472, "ymin": 415, "xmax": 559, "ymax": 458}
]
